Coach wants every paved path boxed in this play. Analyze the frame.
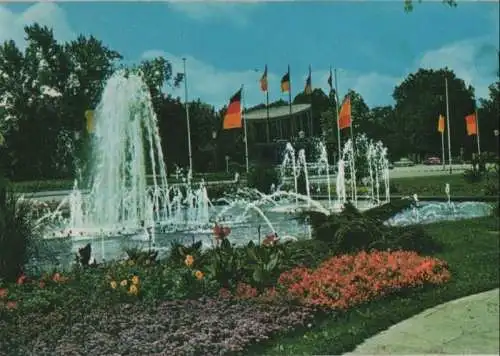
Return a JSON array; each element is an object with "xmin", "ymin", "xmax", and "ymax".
[{"xmin": 346, "ymin": 288, "xmax": 500, "ymax": 355}]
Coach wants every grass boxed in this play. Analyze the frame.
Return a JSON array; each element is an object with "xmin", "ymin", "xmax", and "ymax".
[
  {"xmin": 309, "ymin": 171, "xmax": 498, "ymax": 198},
  {"xmin": 11, "ymin": 172, "xmax": 244, "ymax": 193},
  {"xmin": 246, "ymin": 215, "xmax": 499, "ymax": 355},
  {"xmin": 389, "ymin": 173, "xmax": 497, "ymax": 197}
]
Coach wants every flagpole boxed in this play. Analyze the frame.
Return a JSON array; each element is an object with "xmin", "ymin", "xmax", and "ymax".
[
  {"xmin": 182, "ymin": 57, "xmax": 193, "ymax": 177},
  {"xmin": 334, "ymin": 68, "xmax": 341, "ymax": 157},
  {"xmin": 475, "ymin": 107, "xmax": 481, "ymax": 156},
  {"xmin": 445, "ymin": 77, "xmax": 453, "ymax": 174},
  {"xmin": 266, "ymin": 89, "xmax": 270, "ymax": 142},
  {"xmin": 242, "ymin": 84, "xmax": 250, "ymax": 173},
  {"xmin": 441, "ymin": 130, "xmax": 445, "ymax": 170},
  {"xmin": 288, "ymin": 64, "xmax": 293, "ymax": 135}
]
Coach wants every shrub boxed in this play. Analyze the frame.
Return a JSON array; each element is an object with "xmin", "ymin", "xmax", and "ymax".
[
  {"xmin": 302, "ymin": 201, "xmax": 440, "ymax": 255},
  {"xmin": 247, "ymin": 164, "xmax": 279, "ymax": 194},
  {"xmin": 0, "ymin": 177, "xmax": 43, "ymax": 282}
]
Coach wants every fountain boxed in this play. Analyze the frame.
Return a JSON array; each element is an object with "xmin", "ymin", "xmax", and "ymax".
[{"xmin": 29, "ymin": 71, "xmax": 493, "ymax": 267}]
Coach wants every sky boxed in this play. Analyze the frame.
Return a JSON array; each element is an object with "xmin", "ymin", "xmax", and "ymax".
[{"xmin": 0, "ymin": 1, "xmax": 498, "ymax": 109}]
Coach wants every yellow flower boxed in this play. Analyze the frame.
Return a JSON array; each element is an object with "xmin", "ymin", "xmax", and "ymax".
[
  {"xmin": 131, "ymin": 275, "xmax": 140, "ymax": 285},
  {"xmin": 128, "ymin": 284, "xmax": 139, "ymax": 296},
  {"xmin": 194, "ymin": 270, "xmax": 204, "ymax": 280},
  {"xmin": 128, "ymin": 260, "xmax": 135, "ymax": 266},
  {"xmin": 120, "ymin": 279, "xmax": 128, "ymax": 287},
  {"xmin": 184, "ymin": 255, "xmax": 194, "ymax": 267},
  {"xmin": 110, "ymin": 281, "xmax": 117, "ymax": 289}
]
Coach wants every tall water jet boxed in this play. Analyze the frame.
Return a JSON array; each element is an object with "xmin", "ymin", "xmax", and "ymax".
[
  {"xmin": 280, "ymin": 142, "xmax": 298, "ymax": 202},
  {"xmin": 297, "ymin": 149, "xmax": 311, "ymax": 206},
  {"xmin": 71, "ymin": 70, "xmax": 169, "ymax": 232},
  {"xmin": 316, "ymin": 141, "xmax": 331, "ymax": 208}
]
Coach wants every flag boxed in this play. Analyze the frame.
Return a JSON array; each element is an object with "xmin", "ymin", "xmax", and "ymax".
[
  {"xmin": 280, "ymin": 70, "xmax": 290, "ymax": 93},
  {"xmin": 465, "ymin": 113, "xmax": 477, "ymax": 136},
  {"xmin": 260, "ymin": 65, "xmax": 268, "ymax": 92},
  {"xmin": 338, "ymin": 96, "xmax": 351, "ymax": 130},
  {"xmin": 438, "ymin": 115, "xmax": 445, "ymax": 133},
  {"xmin": 223, "ymin": 89, "xmax": 242, "ymax": 130},
  {"xmin": 327, "ymin": 67, "xmax": 333, "ymax": 91},
  {"xmin": 304, "ymin": 65, "xmax": 312, "ymax": 94},
  {"xmin": 85, "ymin": 110, "xmax": 94, "ymax": 133}
]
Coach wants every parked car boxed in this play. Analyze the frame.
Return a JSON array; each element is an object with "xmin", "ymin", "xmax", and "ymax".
[
  {"xmin": 424, "ymin": 156, "xmax": 441, "ymax": 165},
  {"xmin": 393, "ymin": 158, "xmax": 415, "ymax": 167}
]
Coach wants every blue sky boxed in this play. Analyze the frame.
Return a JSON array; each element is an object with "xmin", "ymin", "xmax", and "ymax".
[{"xmin": 0, "ymin": 1, "xmax": 498, "ymax": 109}]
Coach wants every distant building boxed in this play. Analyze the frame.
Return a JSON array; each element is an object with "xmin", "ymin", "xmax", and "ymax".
[{"xmin": 244, "ymin": 104, "xmax": 314, "ymax": 164}]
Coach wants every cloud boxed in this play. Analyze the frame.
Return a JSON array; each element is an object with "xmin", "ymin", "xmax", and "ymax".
[
  {"xmin": 0, "ymin": 3, "xmax": 74, "ymax": 48},
  {"xmin": 167, "ymin": 2, "xmax": 260, "ymax": 26},
  {"xmin": 418, "ymin": 38, "xmax": 498, "ymax": 99}
]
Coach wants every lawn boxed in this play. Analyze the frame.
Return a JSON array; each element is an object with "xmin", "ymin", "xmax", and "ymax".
[
  {"xmin": 11, "ymin": 172, "xmax": 243, "ymax": 193},
  {"xmin": 309, "ymin": 171, "xmax": 498, "ymax": 198},
  {"xmin": 245, "ymin": 216, "xmax": 499, "ymax": 355}
]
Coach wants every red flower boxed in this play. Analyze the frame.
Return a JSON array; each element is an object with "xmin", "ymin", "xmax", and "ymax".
[
  {"xmin": 213, "ymin": 223, "xmax": 231, "ymax": 241},
  {"xmin": 0, "ymin": 288, "xmax": 7, "ymax": 299},
  {"xmin": 218, "ymin": 288, "xmax": 232, "ymax": 299},
  {"xmin": 276, "ymin": 251, "xmax": 451, "ymax": 310},
  {"xmin": 6, "ymin": 301, "xmax": 17, "ymax": 310},
  {"xmin": 39, "ymin": 280, "xmax": 46, "ymax": 289},
  {"xmin": 16, "ymin": 274, "xmax": 27, "ymax": 285}
]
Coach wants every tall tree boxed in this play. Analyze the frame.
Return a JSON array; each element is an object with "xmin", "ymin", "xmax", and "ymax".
[{"xmin": 392, "ymin": 68, "xmax": 475, "ymax": 160}]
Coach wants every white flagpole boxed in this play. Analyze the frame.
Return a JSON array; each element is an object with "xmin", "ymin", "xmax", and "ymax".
[
  {"xmin": 445, "ymin": 77, "xmax": 453, "ymax": 174},
  {"xmin": 334, "ymin": 68, "xmax": 342, "ymax": 158},
  {"xmin": 475, "ymin": 107, "xmax": 481, "ymax": 156},
  {"xmin": 182, "ymin": 58, "xmax": 193, "ymax": 177},
  {"xmin": 441, "ymin": 129, "xmax": 445, "ymax": 170},
  {"xmin": 241, "ymin": 84, "xmax": 249, "ymax": 173}
]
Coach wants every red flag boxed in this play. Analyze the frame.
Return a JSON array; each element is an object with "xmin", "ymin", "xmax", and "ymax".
[
  {"xmin": 438, "ymin": 115, "xmax": 445, "ymax": 133},
  {"xmin": 465, "ymin": 113, "xmax": 477, "ymax": 136},
  {"xmin": 223, "ymin": 89, "xmax": 242, "ymax": 130},
  {"xmin": 338, "ymin": 96, "xmax": 351, "ymax": 130},
  {"xmin": 260, "ymin": 65, "xmax": 268, "ymax": 92}
]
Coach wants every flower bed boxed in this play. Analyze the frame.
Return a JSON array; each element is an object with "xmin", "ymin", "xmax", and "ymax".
[
  {"xmin": 0, "ymin": 298, "xmax": 314, "ymax": 355},
  {"xmin": 277, "ymin": 251, "xmax": 450, "ymax": 310}
]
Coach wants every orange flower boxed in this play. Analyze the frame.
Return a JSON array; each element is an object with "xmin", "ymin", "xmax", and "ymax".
[
  {"xmin": 0, "ymin": 288, "xmax": 7, "ymax": 298},
  {"xmin": 184, "ymin": 255, "xmax": 194, "ymax": 267},
  {"xmin": 131, "ymin": 275, "xmax": 140, "ymax": 285},
  {"xmin": 276, "ymin": 251, "xmax": 451, "ymax": 310},
  {"xmin": 128, "ymin": 284, "xmax": 139, "ymax": 296},
  {"xmin": 194, "ymin": 270, "xmax": 204, "ymax": 280}
]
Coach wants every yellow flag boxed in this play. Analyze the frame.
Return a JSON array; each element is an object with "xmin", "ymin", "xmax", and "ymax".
[
  {"xmin": 438, "ymin": 115, "xmax": 445, "ymax": 133},
  {"xmin": 85, "ymin": 110, "xmax": 94, "ymax": 133}
]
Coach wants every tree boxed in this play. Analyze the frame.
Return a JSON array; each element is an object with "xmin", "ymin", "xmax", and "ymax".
[
  {"xmin": 404, "ymin": 0, "xmax": 456, "ymax": 12},
  {"xmin": 293, "ymin": 88, "xmax": 331, "ymax": 136},
  {"xmin": 392, "ymin": 68, "xmax": 475, "ymax": 160},
  {"xmin": 478, "ymin": 81, "xmax": 500, "ymax": 155}
]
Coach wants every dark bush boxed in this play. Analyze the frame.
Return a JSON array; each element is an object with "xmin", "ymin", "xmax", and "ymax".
[
  {"xmin": 0, "ymin": 176, "xmax": 42, "ymax": 282},
  {"xmin": 247, "ymin": 164, "xmax": 279, "ymax": 194},
  {"xmin": 463, "ymin": 168, "xmax": 483, "ymax": 183},
  {"xmin": 301, "ymin": 201, "xmax": 440, "ymax": 255}
]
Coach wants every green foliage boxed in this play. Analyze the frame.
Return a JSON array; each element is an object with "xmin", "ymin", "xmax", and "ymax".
[
  {"xmin": 166, "ymin": 240, "xmax": 204, "ymax": 267},
  {"xmin": 0, "ymin": 177, "xmax": 43, "ymax": 282},
  {"xmin": 302, "ymin": 201, "xmax": 441, "ymax": 255},
  {"xmin": 247, "ymin": 164, "xmax": 279, "ymax": 194},
  {"xmin": 204, "ymin": 238, "xmax": 244, "ymax": 289},
  {"xmin": 124, "ymin": 247, "xmax": 159, "ymax": 265},
  {"xmin": 463, "ymin": 168, "xmax": 483, "ymax": 183},
  {"xmin": 243, "ymin": 241, "xmax": 286, "ymax": 290}
]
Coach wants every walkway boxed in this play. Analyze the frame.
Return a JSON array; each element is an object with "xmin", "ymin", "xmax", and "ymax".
[{"xmin": 346, "ymin": 288, "xmax": 500, "ymax": 354}]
